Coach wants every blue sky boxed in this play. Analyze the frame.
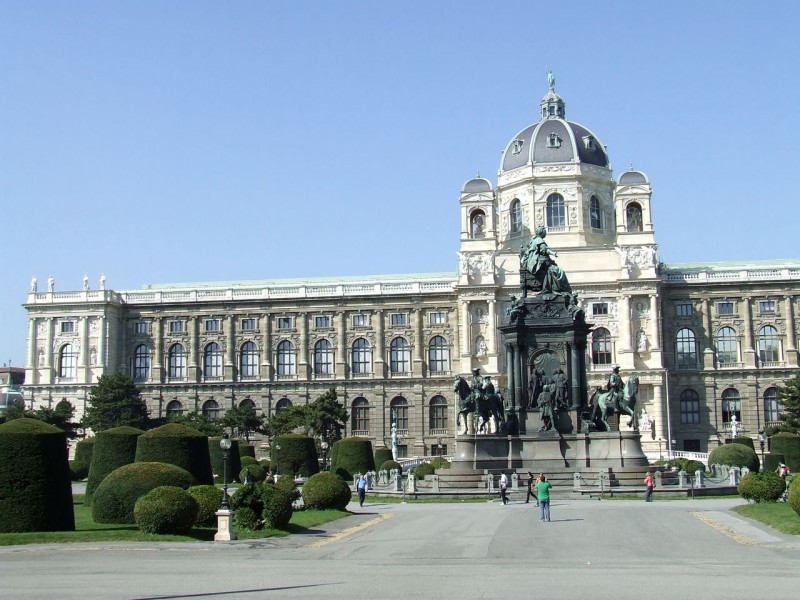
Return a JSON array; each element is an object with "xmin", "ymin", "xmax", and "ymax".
[{"xmin": 1, "ymin": 1, "xmax": 798, "ymax": 367}]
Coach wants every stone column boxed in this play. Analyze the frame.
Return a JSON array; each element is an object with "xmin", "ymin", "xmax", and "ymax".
[
  {"xmin": 785, "ymin": 295, "xmax": 798, "ymax": 366},
  {"xmin": 153, "ymin": 317, "xmax": 163, "ymax": 383},
  {"xmin": 461, "ymin": 301, "xmax": 471, "ymax": 356},
  {"xmin": 261, "ymin": 314, "xmax": 271, "ymax": 380},
  {"xmin": 617, "ymin": 295, "xmax": 633, "ymax": 368},
  {"xmin": 374, "ymin": 309, "xmax": 385, "ymax": 376},
  {"xmin": 702, "ymin": 298, "xmax": 714, "ymax": 369},
  {"xmin": 298, "ymin": 313, "xmax": 309, "ymax": 379},
  {"xmin": 506, "ymin": 344, "xmax": 516, "ymax": 410},
  {"xmin": 742, "ymin": 297, "xmax": 756, "ymax": 367},
  {"xmin": 413, "ymin": 308, "xmax": 424, "ymax": 376},
  {"xmin": 487, "ymin": 299, "xmax": 497, "ymax": 355},
  {"xmin": 649, "ymin": 294, "xmax": 661, "ymax": 349},
  {"xmin": 98, "ymin": 314, "xmax": 107, "ymax": 370},
  {"xmin": 189, "ymin": 317, "xmax": 199, "ymax": 381},
  {"xmin": 45, "ymin": 317, "xmax": 54, "ymax": 384},
  {"xmin": 224, "ymin": 315, "xmax": 235, "ymax": 380},
  {"xmin": 336, "ymin": 311, "xmax": 347, "ymax": 377},
  {"xmin": 27, "ymin": 318, "xmax": 37, "ymax": 385}
]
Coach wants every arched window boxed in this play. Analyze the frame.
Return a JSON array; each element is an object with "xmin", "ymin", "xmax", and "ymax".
[
  {"xmin": 390, "ymin": 396, "xmax": 408, "ymax": 431},
  {"xmin": 590, "ymin": 195, "xmax": 603, "ymax": 230},
  {"xmin": 203, "ymin": 342, "xmax": 222, "ymax": 377},
  {"xmin": 166, "ymin": 399, "xmax": 184, "ymax": 417},
  {"xmin": 239, "ymin": 397, "xmax": 256, "ymax": 410},
  {"xmin": 470, "ymin": 210, "xmax": 486, "ymax": 239},
  {"xmin": 239, "ymin": 341, "xmax": 259, "ymax": 378},
  {"xmin": 546, "ymin": 193, "xmax": 565, "ymax": 228},
  {"xmin": 390, "ymin": 337, "xmax": 410, "ymax": 374},
  {"xmin": 352, "ymin": 397, "xmax": 369, "ymax": 433},
  {"xmin": 764, "ymin": 387, "xmax": 780, "ymax": 423},
  {"xmin": 717, "ymin": 327, "xmax": 738, "ymax": 365},
  {"xmin": 202, "ymin": 399, "xmax": 220, "ymax": 419},
  {"xmin": 626, "ymin": 202, "xmax": 643, "ymax": 232},
  {"xmin": 675, "ymin": 328, "xmax": 697, "ymax": 369},
  {"xmin": 510, "ymin": 199, "xmax": 522, "ymax": 234},
  {"xmin": 721, "ymin": 388, "xmax": 740, "ymax": 424},
  {"xmin": 758, "ymin": 325, "xmax": 781, "ymax": 363},
  {"xmin": 428, "ymin": 336, "xmax": 450, "ymax": 374},
  {"xmin": 59, "ymin": 344, "xmax": 77, "ymax": 379},
  {"xmin": 314, "ymin": 339, "xmax": 334, "ymax": 376},
  {"xmin": 352, "ymin": 338, "xmax": 372, "ymax": 374},
  {"xmin": 275, "ymin": 397, "xmax": 291, "ymax": 411},
  {"xmin": 591, "ymin": 328, "xmax": 612, "ymax": 365},
  {"xmin": 133, "ymin": 344, "xmax": 150, "ymax": 380},
  {"xmin": 429, "ymin": 395, "xmax": 448, "ymax": 431},
  {"xmin": 168, "ymin": 343, "xmax": 186, "ymax": 378},
  {"xmin": 277, "ymin": 340, "xmax": 296, "ymax": 376},
  {"xmin": 680, "ymin": 389, "xmax": 700, "ymax": 425}
]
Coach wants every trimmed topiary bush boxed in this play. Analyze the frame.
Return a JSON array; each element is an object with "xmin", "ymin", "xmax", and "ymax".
[
  {"xmin": 259, "ymin": 459, "xmax": 271, "ymax": 471},
  {"xmin": 134, "ymin": 486, "xmax": 199, "ymax": 534},
  {"xmin": 765, "ymin": 452, "xmax": 785, "ymax": 474},
  {"xmin": 274, "ymin": 471, "xmax": 301, "ymax": 503},
  {"xmin": 73, "ymin": 436, "xmax": 95, "ymax": 473},
  {"xmin": 788, "ymin": 476, "xmax": 800, "ymax": 516},
  {"xmin": 239, "ymin": 444, "xmax": 256, "ymax": 459},
  {"xmin": 431, "ymin": 457, "xmax": 451, "ymax": 470},
  {"xmin": 770, "ymin": 432, "xmax": 800, "ymax": 473},
  {"xmin": 414, "ymin": 463, "xmax": 435, "ymax": 480},
  {"xmin": 738, "ymin": 471, "xmax": 786, "ymax": 503},
  {"xmin": 303, "ymin": 471, "xmax": 352, "ymax": 510},
  {"xmin": 261, "ymin": 485, "xmax": 294, "ymax": 529},
  {"xmin": 330, "ymin": 437, "xmax": 374, "ymax": 481},
  {"xmin": 135, "ymin": 423, "xmax": 213, "ymax": 485},
  {"xmin": 209, "ymin": 437, "xmax": 242, "ymax": 484},
  {"xmin": 85, "ymin": 426, "xmax": 144, "ymax": 505},
  {"xmin": 188, "ymin": 485, "xmax": 224, "ymax": 527},
  {"xmin": 0, "ymin": 418, "xmax": 75, "ymax": 532},
  {"xmin": 230, "ymin": 481, "xmax": 294, "ymax": 530},
  {"xmin": 239, "ymin": 463, "xmax": 267, "ymax": 483},
  {"xmin": 374, "ymin": 448, "xmax": 393, "ymax": 470},
  {"xmin": 92, "ymin": 462, "xmax": 196, "ymax": 524},
  {"xmin": 70, "ymin": 460, "xmax": 90, "ymax": 481},
  {"xmin": 730, "ymin": 436, "xmax": 755, "ymax": 450},
  {"xmin": 708, "ymin": 443, "xmax": 759, "ymax": 473},
  {"xmin": 240, "ymin": 455, "xmax": 258, "ymax": 466},
  {"xmin": 380, "ymin": 459, "xmax": 402, "ymax": 474},
  {"xmin": 271, "ymin": 434, "xmax": 319, "ymax": 478}
]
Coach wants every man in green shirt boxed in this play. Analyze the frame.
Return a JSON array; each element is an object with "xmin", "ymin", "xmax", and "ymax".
[{"xmin": 535, "ymin": 474, "xmax": 552, "ymax": 522}]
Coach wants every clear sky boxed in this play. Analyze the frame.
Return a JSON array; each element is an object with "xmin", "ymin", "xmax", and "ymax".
[{"xmin": 1, "ymin": 1, "xmax": 798, "ymax": 367}]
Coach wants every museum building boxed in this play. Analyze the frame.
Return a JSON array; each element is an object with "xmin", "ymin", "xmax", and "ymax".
[{"xmin": 22, "ymin": 82, "xmax": 800, "ymax": 458}]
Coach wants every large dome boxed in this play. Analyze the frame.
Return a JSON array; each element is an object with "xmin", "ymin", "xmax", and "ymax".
[{"xmin": 500, "ymin": 85, "xmax": 609, "ymax": 172}]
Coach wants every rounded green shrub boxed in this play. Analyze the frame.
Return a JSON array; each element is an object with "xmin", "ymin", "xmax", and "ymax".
[
  {"xmin": 302, "ymin": 471, "xmax": 352, "ymax": 510},
  {"xmin": 272, "ymin": 434, "xmax": 319, "ymax": 478},
  {"xmin": 261, "ymin": 485, "xmax": 294, "ymax": 529},
  {"xmin": 92, "ymin": 462, "xmax": 196, "ymax": 524},
  {"xmin": 187, "ymin": 485, "xmax": 224, "ymax": 527},
  {"xmin": 70, "ymin": 460, "xmax": 90, "ymax": 481},
  {"xmin": 708, "ymin": 443, "xmax": 759, "ymax": 472},
  {"xmin": 374, "ymin": 448, "xmax": 393, "ymax": 470},
  {"xmin": 134, "ymin": 486, "xmax": 199, "ymax": 534},
  {"xmin": 788, "ymin": 476, "xmax": 800, "ymax": 516},
  {"xmin": 274, "ymin": 472, "xmax": 301, "ymax": 502},
  {"xmin": 85, "ymin": 426, "xmax": 144, "ymax": 504},
  {"xmin": 730, "ymin": 436, "xmax": 755, "ymax": 450},
  {"xmin": 209, "ymin": 437, "xmax": 242, "ymax": 484},
  {"xmin": 0, "ymin": 418, "xmax": 74, "ymax": 532},
  {"xmin": 414, "ymin": 463, "xmax": 435, "ymax": 480},
  {"xmin": 240, "ymin": 455, "xmax": 258, "ymax": 466},
  {"xmin": 431, "ymin": 457, "xmax": 451, "ymax": 470},
  {"xmin": 770, "ymin": 432, "xmax": 800, "ymax": 473},
  {"xmin": 738, "ymin": 471, "xmax": 786, "ymax": 503},
  {"xmin": 329, "ymin": 437, "xmax": 374, "ymax": 481},
  {"xmin": 765, "ymin": 452, "xmax": 785, "ymax": 474},
  {"xmin": 230, "ymin": 481, "xmax": 294, "ymax": 530},
  {"xmin": 234, "ymin": 506, "xmax": 261, "ymax": 530},
  {"xmin": 380, "ymin": 460, "xmax": 402, "ymax": 474},
  {"xmin": 258, "ymin": 459, "xmax": 271, "ymax": 471},
  {"xmin": 135, "ymin": 423, "xmax": 213, "ymax": 485},
  {"xmin": 73, "ymin": 436, "xmax": 95, "ymax": 472},
  {"xmin": 239, "ymin": 443, "xmax": 256, "ymax": 459},
  {"xmin": 239, "ymin": 463, "xmax": 267, "ymax": 483}
]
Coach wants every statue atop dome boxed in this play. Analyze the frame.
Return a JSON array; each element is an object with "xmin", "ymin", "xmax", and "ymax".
[{"xmin": 546, "ymin": 68, "xmax": 556, "ymax": 91}]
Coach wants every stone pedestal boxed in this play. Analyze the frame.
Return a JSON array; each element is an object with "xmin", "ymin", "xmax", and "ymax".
[{"xmin": 214, "ymin": 509, "xmax": 237, "ymax": 541}]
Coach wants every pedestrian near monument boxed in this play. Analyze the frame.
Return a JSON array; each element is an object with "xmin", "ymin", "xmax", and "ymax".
[
  {"xmin": 643, "ymin": 471, "xmax": 654, "ymax": 502},
  {"xmin": 499, "ymin": 472, "xmax": 509, "ymax": 505},
  {"xmin": 356, "ymin": 474, "xmax": 368, "ymax": 507},
  {"xmin": 535, "ymin": 473, "xmax": 551, "ymax": 522},
  {"xmin": 525, "ymin": 471, "xmax": 539, "ymax": 506}
]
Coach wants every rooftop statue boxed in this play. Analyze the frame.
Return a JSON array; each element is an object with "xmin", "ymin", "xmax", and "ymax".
[{"xmin": 520, "ymin": 226, "xmax": 572, "ymax": 296}]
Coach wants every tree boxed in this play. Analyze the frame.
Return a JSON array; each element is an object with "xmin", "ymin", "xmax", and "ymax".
[
  {"xmin": 305, "ymin": 388, "xmax": 348, "ymax": 438},
  {"xmin": 777, "ymin": 375, "xmax": 800, "ymax": 433},
  {"xmin": 29, "ymin": 399, "xmax": 80, "ymax": 438},
  {"xmin": 221, "ymin": 405, "xmax": 266, "ymax": 441},
  {"xmin": 83, "ymin": 372, "xmax": 150, "ymax": 432},
  {"xmin": 266, "ymin": 405, "xmax": 307, "ymax": 437},
  {"xmin": 167, "ymin": 411, "xmax": 224, "ymax": 437}
]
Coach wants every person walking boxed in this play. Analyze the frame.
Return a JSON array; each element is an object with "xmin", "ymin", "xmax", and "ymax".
[
  {"xmin": 643, "ymin": 471, "xmax": 654, "ymax": 502},
  {"xmin": 525, "ymin": 471, "xmax": 539, "ymax": 506},
  {"xmin": 535, "ymin": 473, "xmax": 551, "ymax": 522},
  {"xmin": 499, "ymin": 472, "xmax": 509, "ymax": 505},
  {"xmin": 356, "ymin": 474, "xmax": 368, "ymax": 507}
]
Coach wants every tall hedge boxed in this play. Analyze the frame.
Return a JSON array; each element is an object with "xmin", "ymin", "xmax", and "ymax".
[
  {"xmin": 85, "ymin": 426, "xmax": 144, "ymax": 504},
  {"xmin": 209, "ymin": 437, "xmax": 242, "ymax": 484},
  {"xmin": 272, "ymin": 434, "xmax": 319, "ymax": 478},
  {"xmin": 0, "ymin": 418, "xmax": 75, "ymax": 532},
  {"xmin": 730, "ymin": 436, "xmax": 755, "ymax": 450},
  {"xmin": 239, "ymin": 443, "xmax": 256, "ymax": 459},
  {"xmin": 374, "ymin": 448, "xmax": 393, "ymax": 470},
  {"xmin": 330, "ymin": 437, "xmax": 374, "ymax": 481},
  {"xmin": 770, "ymin": 432, "xmax": 800, "ymax": 473},
  {"xmin": 92, "ymin": 462, "xmax": 196, "ymax": 524},
  {"xmin": 708, "ymin": 443, "xmax": 760, "ymax": 472},
  {"xmin": 73, "ymin": 436, "xmax": 95, "ymax": 468},
  {"xmin": 135, "ymin": 422, "xmax": 213, "ymax": 485}
]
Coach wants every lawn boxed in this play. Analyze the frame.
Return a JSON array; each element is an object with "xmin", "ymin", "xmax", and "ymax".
[
  {"xmin": 0, "ymin": 495, "xmax": 351, "ymax": 546},
  {"xmin": 732, "ymin": 502, "xmax": 800, "ymax": 535}
]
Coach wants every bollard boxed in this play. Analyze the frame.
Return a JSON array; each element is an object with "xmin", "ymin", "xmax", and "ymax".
[
  {"xmin": 695, "ymin": 468, "xmax": 705, "ymax": 487},
  {"xmin": 432, "ymin": 474, "xmax": 440, "ymax": 492}
]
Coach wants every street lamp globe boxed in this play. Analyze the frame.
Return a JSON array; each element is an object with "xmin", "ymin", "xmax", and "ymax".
[{"xmin": 219, "ymin": 434, "xmax": 232, "ymax": 510}]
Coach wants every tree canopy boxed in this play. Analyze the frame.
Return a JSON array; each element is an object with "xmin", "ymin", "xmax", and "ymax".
[
  {"xmin": 777, "ymin": 374, "xmax": 800, "ymax": 433},
  {"xmin": 166, "ymin": 411, "xmax": 225, "ymax": 437},
  {"xmin": 265, "ymin": 388, "xmax": 347, "ymax": 438},
  {"xmin": 221, "ymin": 404, "xmax": 266, "ymax": 441},
  {"xmin": 83, "ymin": 372, "xmax": 150, "ymax": 432},
  {"xmin": 0, "ymin": 399, "xmax": 80, "ymax": 438}
]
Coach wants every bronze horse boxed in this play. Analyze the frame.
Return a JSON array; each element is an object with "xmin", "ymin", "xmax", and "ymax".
[
  {"xmin": 453, "ymin": 376, "xmax": 506, "ymax": 434},
  {"xmin": 589, "ymin": 375, "xmax": 639, "ymax": 432}
]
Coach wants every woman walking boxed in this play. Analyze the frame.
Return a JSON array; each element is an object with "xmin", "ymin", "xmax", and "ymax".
[
  {"xmin": 535, "ymin": 474, "xmax": 551, "ymax": 522},
  {"xmin": 643, "ymin": 471, "xmax": 654, "ymax": 502}
]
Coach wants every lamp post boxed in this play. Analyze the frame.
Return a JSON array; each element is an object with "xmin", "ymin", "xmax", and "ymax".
[
  {"xmin": 758, "ymin": 429, "xmax": 766, "ymax": 471},
  {"xmin": 219, "ymin": 434, "xmax": 232, "ymax": 510},
  {"xmin": 436, "ymin": 436, "xmax": 443, "ymax": 457},
  {"xmin": 658, "ymin": 438, "xmax": 663, "ymax": 461},
  {"xmin": 321, "ymin": 440, "xmax": 329, "ymax": 470},
  {"xmin": 214, "ymin": 433, "xmax": 237, "ymax": 541},
  {"xmin": 274, "ymin": 442, "xmax": 281, "ymax": 480},
  {"xmin": 671, "ymin": 438, "xmax": 676, "ymax": 460}
]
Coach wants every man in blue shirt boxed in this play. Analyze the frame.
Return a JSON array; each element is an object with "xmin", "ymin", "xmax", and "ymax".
[{"xmin": 356, "ymin": 474, "xmax": 368, "ymax": 507}]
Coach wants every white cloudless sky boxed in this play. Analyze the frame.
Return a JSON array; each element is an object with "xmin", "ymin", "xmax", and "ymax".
[{"xmin": 1, "ymin": 1, "xmax": 798, "ymax": 367}]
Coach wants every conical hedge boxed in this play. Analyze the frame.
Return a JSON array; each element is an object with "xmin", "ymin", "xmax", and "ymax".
[
  {"xmin": 85, "ymin": 426, "xmax": 144, "ymax": 504},
  {"xmin": 0, "ymin": 418, "xmax": 75, "ymax": 532},
  {"xmin": 135, "ymin": 422, "xmax": 214, "ymax": 485},
  {"xmin": 330, "ymin": 436, "xmax": 374, "ymax": 481},
  {"xmin": 272, "ymin": 434, "xmax": 319, "ymax": 478}
]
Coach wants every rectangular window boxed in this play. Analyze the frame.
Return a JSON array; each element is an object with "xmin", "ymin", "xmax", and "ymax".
[
  {"xmin": 241, "ymin": 318, "xmax": 256, "ymax": 331},
  {"xmin": 205, "ymin": 319, "xmax": 220, "ymax": 332},
  {"xmin": 169, "ymin": 320, "xmax": 185, "ymax": 333},
  {"xmin": 759, "ymin": 300, "xmax": 775, "ymax": 314},
  {"xmin": 680, "ymin": 399, "xmax": 700, "ymax": 425},
  {"xmin": 60, "ymin": 321, "xmax": 75, "ymax": 334},
  {"xmin": 134, "ymin": 321, "xmax": 148, "ymax": 334},
  {"xmin": 277, "ymin": 317, "xmax": 293, "ymax": 330},
  {"xmin": 352, "ymin": 314, "xmax": 367, "ymax": 327},
  {"xmin": 429, "ymin": 311, "xmax": 446, "ymax": 325},
  {"xmin": 676, "ymin": 303, "xmax": 693, "ymax": 317},
  {"xmin": 592, "ymin": 303, "xmax": 609, "ymax": 316},
  {"xmin": 391, "ymin": 313, "xmax": 407, "ymax": 326},
  {"xmin": 315, "ymin": 315, "xmax": 331, "ymax": 329},
  {"xmin": 717, "ymin": 302, "xmax": 734, "ymax": 315},
  {"xmin": 683, "ymin": 439, "xmax": 701, "ymax": 452}
]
